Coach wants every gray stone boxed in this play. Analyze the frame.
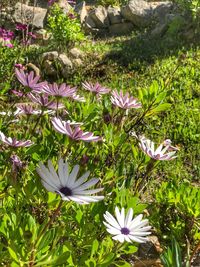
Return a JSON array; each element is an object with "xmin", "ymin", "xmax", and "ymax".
[
  {"xmin": 89, "ymin": 6, "xmax": 109, "ymax": 28},
  {"xmin": 107, "ymin": 7, "xmax": 123, "ymax": 25},
  {"xmin": 73, "ymin": 58, "xmax": 83, "ymax": 67},
  {"xmin": 69, "ymin": 48, "xmax": 84, "ymax": 59},
  {"xmin": 56, "ymin": 0, "xmax": 72, "ymax": 14},
  {"xmin": 58, "ymin": 54, "xmax": 73, "ymax": 69},
  {"xmin": 43, "ymin": 60, "xmax": 57, "ymax": 76},
  {"xmin": 121, "ymin": 0, "xmax": 153, "ymax": 27},
  {"xmin": 74, "ymin": 1, "xmax": 88, "ymax": 23},
  {"xmin": 109, "ymin": 22, "xmax": 134, "ymax": 35},
  {"xmin": 151, "ymin": 23, "xmax": 168, "ymax": 36},
  {"xmin": 42, "ymin": 51, "xmax": 59, "ymax": 61},
  {"xmin": 152, "ymin": 1, "xmax": 173, "ymax": 23},
  {"xmin": 121, "ymin": 0, "xmax": 174, "ymax": 28},
  {"xmin": 14, "ymin": 2, "xmax": 47, "ymax": 29}
]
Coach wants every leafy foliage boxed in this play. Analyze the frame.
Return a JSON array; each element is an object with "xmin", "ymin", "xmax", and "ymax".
[{"xmin": 47, "ymin": 4, "xmax": 85, "ymax": 51}]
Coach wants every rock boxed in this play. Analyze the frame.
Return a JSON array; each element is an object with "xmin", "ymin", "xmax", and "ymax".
[
  {"xmin": 58, "ymin": 54, "xmax": 73, "ymax": 69},
  {"xmin": 109, "ymin": 22, "xmax": 134, "ymax": 35},
  {"xmin": 74, "ymin": 1, "xmax": 88, "ymax": 23},
  {"xmin": 121, "ymin": 0, "xmax": 173, "ymax": 28},
  {"xmin": 152, "ymin": 1, "xmax": 173, "ymax": 23},
  {"xmin": 121, "ymin": 0, "xmax": 153, "ymax": 27},
  {"xmin": 151, "ymin": 22, "xmax": 168, "ymax": 36},
  {"xmin": 56, "ymin": 0, "xmax": 72, "ymax": 14},
  {"xmin": 69, "ymin": 48, "xmax": 84, "ymax": 59},
  {"xmin": 72, "ymin": 58, "xmax": 83, "ymax": 67},
  {"xmin": 43, "ymin": 60, "xmax": 57, "ymax": 76},
  {"xmin": 14, "ymin": 2, "xmax": 47, "ymax": 29},
  {"xmin": 42, "ymin": 51, "xmax": 59, "ymax": 61},
  {"xmin": 107, "ymin": 7, "xmax": 123, "ymax": 25},
  {"xmin": 89, "ymin": 6, "xmax": 109, "ymax": 28}
]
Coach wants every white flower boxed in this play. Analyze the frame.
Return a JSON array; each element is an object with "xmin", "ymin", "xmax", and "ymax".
[
  {"xmin": 103, "ymin": 207, "xmax": 151, "ymax": 243},
  {"xmin": 139, "ymin": 136, "xmax": 178, "ymax": 160},
  {"xmin": 36, "ymin": 158, "xmax": 104, "ymax": 204}
]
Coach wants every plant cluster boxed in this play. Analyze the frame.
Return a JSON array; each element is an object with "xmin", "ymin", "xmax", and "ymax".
[{"xmin": 47, "ymin": 4, "xmax": 85, "ymax": 51}]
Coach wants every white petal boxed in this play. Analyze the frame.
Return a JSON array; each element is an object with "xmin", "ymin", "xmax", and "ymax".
[
  {"xmin": 129, "ymin": 235, "xmax": 148, "ymax": 243},
  {"xmin": 103, "ymin": 212, "xmax": 121, "ymax": 230},
  {"xmin": 112, "ymin": 235, "xmax": 125, "ymax": 243},
  {"xmin": 41, "ymin": 180, "xmax": 56, "ymax": 192},
  {"xmin": 73, "ymin": 188, "xmax": 103, "ymax": 195},
  {"xmin": 73, "ymin": 171, "xmax": 90, "ymax": 188},
  {"xmin": 37, "ymin": 163, "xmax": 59, "ymax": 188},
  {"xmin": 125, "ymin": 208, "xmax": 133, "ymax": 227},
  {"xmin": 124, "ymin": 235, "xmax": 132, "ymax": 242},
  {"xmin": 58, "ymin": 158, "xmax": 65, "ymax": 186},
  {"xmin": 73, "ymin": 178, "xmax": 99, "ymax": 191},
  {"xmin": 67, "ymin": 165, "xmax": 79, "ymax": 187},
  {"xmin": 130, "ymin": 231, "xmax": 151, "ymax": 236},
  {"xmin": 47, "ymin": 160, "xmax": 60, "ymax": 182},
  {"xmin": 115, "ymin": 207, "xmax": 125, "ymax": 228},
  {"xmin": 106, "ymin": 227, "xmax": 121, "ymax": 235}
]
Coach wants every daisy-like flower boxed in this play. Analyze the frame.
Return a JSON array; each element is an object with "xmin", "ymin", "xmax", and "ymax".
[
  {"xmin": 28, "ymin": 93, "xmax": 65, "ymax": 110},
  {"xmin": 70, "ymin": 93, "xmax": 85, "ymax": 102},
  {"xmin": 0, "ymin": 132, "xmax": 33, "ymax": 147},
  {"xmin": 42, "ymin": 83, "xmax": 76, "ymax": 97},
  {"xmin": 82, "ymin": 81, "xmax": 110, "ymax": 96},
  {"xmin": 111, "ymin": 90, "xmax": 142, "ymax": 109},
  {"xmin": 16, "ymin": 104, "xmax": 54, "ymax": 115},
  {"xmin": 15, "ymin": 69, "xmax": 47, "ymax": 93},
  {"xmin": 139, "ymin": 136, "xmax": 179, "ymax": 160},
  {"xmin": 51, "ymin": 117, "xmax": 101, "ymax": 142},
  {"xmin": 36, "ymin": 158, "xmax": 104, "ymax": 204},
  {"xmin": 103, "ymin": 207, "xmax": 151, "ymax": 243}
]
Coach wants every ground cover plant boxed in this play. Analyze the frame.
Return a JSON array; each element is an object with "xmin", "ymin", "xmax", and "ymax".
[{"xmin": 0, "ymin": 1, "xmax": 200, "ymax": 266}]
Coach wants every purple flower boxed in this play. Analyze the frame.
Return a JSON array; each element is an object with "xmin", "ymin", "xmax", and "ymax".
[
  {"xmin": 82, "ymin": 81, "xmax": 110, "ymax": 96},
  {"xmin": 48, "ymin": 0, "xmax": 57, "ymax": 5},
  {"xmin": 0, "ymin": 132, "xmax": 33, "ymax": 147},
  {"xmin": 14, "ymin": 64, "xmax": 25, "ymax": 70},
  {"xmin": 10, "ymin": 155, "xmax": 23, "ymax": 171},
  {"xmin": 11, "ymin": 90, "xmax": 24, "ymax": 97},
  {"xmin": 16, "ymin": 23, "xmax": 28, "ymax": 31},
  {"xmin": 15, "ymin": 69, "xmax": 47, "ymax": 93},
  {"xmin": 111, "ymin": 90, "xmax": 142, "ymax": 109},
  {"xmin": 28, "ymin": 93, "xmax": 65, "ymax": 110},
  {"xmin": 42, "ymin": 83, "xmax": 76, "ymax": 97},
  {"xmin": 28, "ymin": 32, "xmax": 36, "ymax": 39},
  {"xmin": 69, "ymin": 93, "xmax": 85, "ymax": 102},
  {"xmin": 51, "ymin": 117, "xmax": 102, "ymax": 142},
  {"xmin": 16, "ymin": 104, "xmax": 42, "ymax": 115},
  {"xmin": 139, "ymin": 136, "xmax": 179, "ymax": 161}
]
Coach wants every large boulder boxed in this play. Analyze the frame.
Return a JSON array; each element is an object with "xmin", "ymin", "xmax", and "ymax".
[
  {"xmin": 121, "ymin": 0, "xmax": 173, "ymax": 28},
  {"xmin": 74, "ymin": 1, "xmax": 88, "ymax": 24},
  {"xmin": 13, "ymin": 2, "xmax": 47, "ymax": 28},
  {"xmin": 89, "ymin": 6, "xmax": 109, "ymax": 29},
  {"xmin": 107, "ymin": 7, "xmax": 123, "ymax": 25},
  {"xmin": 121, "ymin": 0, "xmax": 153, "ymax": 27}
]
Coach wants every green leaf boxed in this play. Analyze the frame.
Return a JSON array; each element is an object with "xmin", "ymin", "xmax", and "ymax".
[
  {"xmin": 8, "ymin": 247, "xmax": 19, "ymax": 263},
  {"xmin": 146, "ymin": 103, "xmax": 171, "ymax": 116}
]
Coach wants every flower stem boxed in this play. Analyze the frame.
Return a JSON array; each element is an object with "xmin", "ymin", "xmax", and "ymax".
[
  {"xmin": 30, "ymin": 110, "xmax": 44, "ymax": 136},
  {"xmin": 28, "ymin": 199, "xmax": 63, "ymax": 267}
]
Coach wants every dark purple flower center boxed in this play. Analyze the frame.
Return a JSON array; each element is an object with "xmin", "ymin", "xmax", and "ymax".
[
  {"xmin": 121, "ymin": 227, "xmax": 130, "ymax": 235},
  {"xmin": 59, "ymin": 186, "xmax": 73, "ymax": 196}
]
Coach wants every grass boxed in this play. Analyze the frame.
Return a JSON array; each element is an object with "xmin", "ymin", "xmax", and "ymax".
[{"xmin": 0, "ymin": 28, "xmax": 199, "ymax": 266}]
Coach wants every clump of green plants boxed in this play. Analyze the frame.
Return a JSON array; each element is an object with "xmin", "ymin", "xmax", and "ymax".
[
  {"xmin": 151, "ymin": 181, "xmax": 200, "ymax": 252},
  {"xmin": 47, "ymin": 4, "xmax": 85, "ymax": 51}
]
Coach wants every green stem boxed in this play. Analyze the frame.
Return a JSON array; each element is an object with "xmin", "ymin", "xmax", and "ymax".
[{"xmin": 28, "ymin": 200, "xmax": 63, "ymax": 267}]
